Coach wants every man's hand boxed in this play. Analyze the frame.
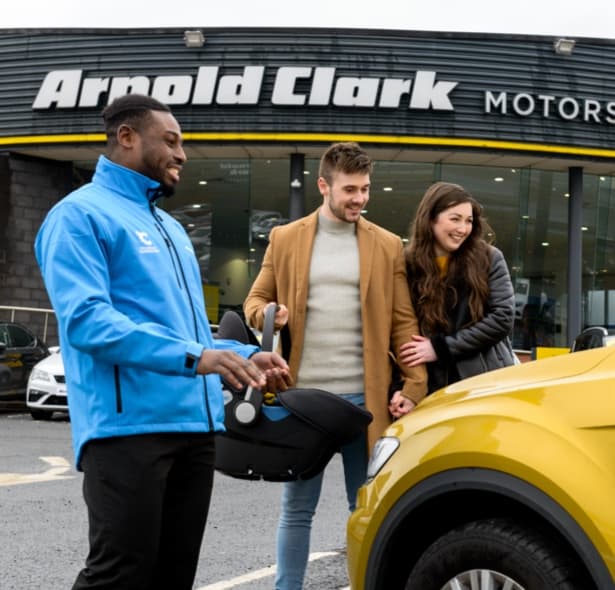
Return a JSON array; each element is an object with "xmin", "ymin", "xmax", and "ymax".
[
  {"xmin": 250, "ymin": 351, "xmax": 293, "ymax": 392},
  {"xmin": 197, "ymin": 350, "xmax": 268, "ymax": 391},
  {"xmin": 388, "ymin": 390, "xmax": 417, "ymax": 419},
  {"xmin": 264, "ymin": 301, "xmax": 289, "ymax": 330}
]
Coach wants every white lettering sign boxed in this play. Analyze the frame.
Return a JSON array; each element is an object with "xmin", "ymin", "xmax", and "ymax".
[
  {"xmin": 485, "ymin": 90, "xmax": 615, "ymax": 125},
  {"xmin": 31, "ymin": 65, "xmax": 615, "ymax": 126},
  {"xmin": 32, "ymin": 66, "xmax": 457, "ymax": 112}
]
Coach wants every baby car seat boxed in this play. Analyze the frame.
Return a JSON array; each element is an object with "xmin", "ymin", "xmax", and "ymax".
[{"xmin": 214, "ymin": 305, "xmax": 373, "ymax": 481}]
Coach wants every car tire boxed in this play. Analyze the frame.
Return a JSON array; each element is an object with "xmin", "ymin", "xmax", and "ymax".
[
  {"xmin": 406, "ymin": 517, "xmax": 588, "ymax": 590},
  {"xmin": 29, "ymin": 409, "xmax": 53, "ymax": 421}
]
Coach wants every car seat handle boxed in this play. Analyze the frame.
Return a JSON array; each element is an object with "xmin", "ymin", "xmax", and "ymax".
[
  {"xmin": 261, "ymin": 303, "xmax": 278, "ymax": 352},
  {"xmin": 234, "ymin": 303, "xmax": 278, "ymax": 425},
  {"xmin": 234, "ymin": 385, "xmax": 262, "ymax": 424}
]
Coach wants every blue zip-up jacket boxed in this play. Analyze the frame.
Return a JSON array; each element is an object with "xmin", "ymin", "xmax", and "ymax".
[{"xmin": 35, "ymin": 155, "xmax": 258, "ymax": 469}]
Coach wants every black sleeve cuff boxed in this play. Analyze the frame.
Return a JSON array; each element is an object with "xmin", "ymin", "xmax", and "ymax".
[
  {"xmin": 431, "ymin": 334, "xmax": 451, "ymax": 362},
  {"xmin": 184, "ymin": 353, "xmax": 198, "ymax": 371}
]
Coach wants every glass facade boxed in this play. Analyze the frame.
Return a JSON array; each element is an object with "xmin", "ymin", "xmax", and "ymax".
[{"xmin": 145, "ymin": 155, "xmax": 615, "ymax": 351}]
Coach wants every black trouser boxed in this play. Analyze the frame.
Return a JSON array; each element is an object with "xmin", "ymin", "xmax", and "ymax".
[{"xmin": 72, "ymin": 432, "xmax": 216, "ymax": 590}]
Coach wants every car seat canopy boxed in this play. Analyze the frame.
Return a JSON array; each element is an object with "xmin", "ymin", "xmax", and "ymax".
[{"xmin": 277, "ymin": 388, "xmax": 372, "ymax": 446}]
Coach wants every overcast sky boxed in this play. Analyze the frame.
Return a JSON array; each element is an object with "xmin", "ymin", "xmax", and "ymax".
[{"xmin": 3, "ymin": 0, "xmax": 615, "ymax": 40}]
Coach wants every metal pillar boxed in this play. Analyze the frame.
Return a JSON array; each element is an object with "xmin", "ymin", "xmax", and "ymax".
[
  {"xmin": 567, "ymin": 166, "xmax": 583, "ymax": 345},
  {"xmin": 289, "ymin": 153, "xmax": 305, "ymax": 221}
]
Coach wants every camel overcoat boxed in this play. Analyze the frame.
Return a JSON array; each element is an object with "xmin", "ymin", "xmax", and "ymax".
[{"xmin": 244, "ymin": 210, "xmax": 427, "ymax": 452}]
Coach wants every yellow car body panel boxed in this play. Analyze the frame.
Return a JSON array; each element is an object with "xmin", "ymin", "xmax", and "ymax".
[{"xmin": 347, "ymin": 347, "xmax": 615, "ymax": 590}]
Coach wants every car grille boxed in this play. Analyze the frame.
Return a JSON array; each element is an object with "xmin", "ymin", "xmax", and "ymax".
[{"xmin": 45, "ymin": 394, "xmax": 67, "ymax": 405}]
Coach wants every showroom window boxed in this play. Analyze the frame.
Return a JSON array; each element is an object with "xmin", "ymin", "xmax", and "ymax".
[
  {"xmin": 149, "ymin": 156, "xmax": 615, "ymax": 348},
  {"xmin": 582, "ymin": 174, "xmax": 615, "ymax": 329}
]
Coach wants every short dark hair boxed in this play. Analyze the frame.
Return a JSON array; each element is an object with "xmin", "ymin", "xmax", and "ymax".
[
  {"xmin": 318, "ymin": 142, "xmax": 373, "ymax": 185},
  {"xmin": 102, "ymin": 94, "xmax": 171, "ymax": 142}
]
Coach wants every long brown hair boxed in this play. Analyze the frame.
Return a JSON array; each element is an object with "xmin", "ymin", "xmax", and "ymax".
[{"xmin": 405, "ymin": 181, "xmax": 493, "ymax": 335}]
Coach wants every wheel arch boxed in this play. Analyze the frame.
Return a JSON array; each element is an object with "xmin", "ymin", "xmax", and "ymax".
[{"xmin": 364, "ymin": 467, "xmax": 614, "ymax": 590}]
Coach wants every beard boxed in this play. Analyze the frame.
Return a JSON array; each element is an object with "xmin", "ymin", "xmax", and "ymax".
[
  {"xmin": 140, "ymin": 148, "xmax": 178, "ymax": 198},
  {"xmin": 158, "ymin": 182, "xmax": 176, "ymax": 198},
  {"xmin": 326, "ymin": 196, "xmax": 359, "ymax": 224}
]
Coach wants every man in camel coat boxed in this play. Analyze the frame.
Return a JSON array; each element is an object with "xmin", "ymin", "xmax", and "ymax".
[{"xmin": 243, "ymin": 142, "xmax": 427, "ymax": 590}]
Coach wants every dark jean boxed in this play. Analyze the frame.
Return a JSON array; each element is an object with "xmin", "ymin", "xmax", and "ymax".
[{"xmin": 72, "ymin": 432, "xmax": 216, "ymax": 590}]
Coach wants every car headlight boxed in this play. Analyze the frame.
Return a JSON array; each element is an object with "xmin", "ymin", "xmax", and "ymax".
[
  {"xmin": 29, "ymin": 368, "xmax": 52, "ymax": 382},
  {"xmin": 366, "ymin": 436, "xmax": 400, "ymax": 480}
]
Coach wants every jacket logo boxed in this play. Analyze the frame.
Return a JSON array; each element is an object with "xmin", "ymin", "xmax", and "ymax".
[{"xmin": 135, "ymin": 231, "xmax": 159, "ymax": 254}]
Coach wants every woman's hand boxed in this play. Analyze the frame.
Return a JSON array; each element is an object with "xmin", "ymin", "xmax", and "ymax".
[{"xmin": 399, "ymin": 334, "xmax": 437, "ymax": 366}]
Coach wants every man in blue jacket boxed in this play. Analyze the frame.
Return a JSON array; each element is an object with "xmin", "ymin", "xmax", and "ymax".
[{"xmin": 35, "ymin": 93, "xmax": 290, "ymax": 590}]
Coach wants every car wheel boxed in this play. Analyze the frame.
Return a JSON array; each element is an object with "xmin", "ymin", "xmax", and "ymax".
[
  {"xmin": 406, "ymin": 518, "xmax": 587, "ymax": 590},
  {"xmin": 30, "ymin": 409, "xmax": 53, "ymax": 421}
]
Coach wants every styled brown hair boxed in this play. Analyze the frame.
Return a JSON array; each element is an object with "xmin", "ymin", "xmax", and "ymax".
[
  {"xmin": 405, "ymin": 181, "xmax": 494, "ymax": 334},
  {"xmin": 318, "ymin": 142, "xmax": 373, "ymax": 185}
]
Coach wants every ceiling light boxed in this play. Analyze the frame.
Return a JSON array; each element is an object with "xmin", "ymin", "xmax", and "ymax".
[
  {"xmin": 494, "ymin": 177, "xmax": 504, "ymax": 182},
  {"xmin": 554, "ymin": 38, "xmax": 575, "ymax": 56},
  {"xmin": 383, "ymin": 187, "xmax": 393, "ymax": 192},
  {"xmin": 184, "ymin": 30, "xmax": 205, "ymax": 48}
]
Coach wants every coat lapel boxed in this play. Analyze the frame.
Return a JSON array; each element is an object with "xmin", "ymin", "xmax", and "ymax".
[
  {"xmin": 357, "ymin": 217, "xmax": 375, "ymax": 304},
  {"xmin": 294, "ymin": 210, "xmax": 318, "ymax": 309}
]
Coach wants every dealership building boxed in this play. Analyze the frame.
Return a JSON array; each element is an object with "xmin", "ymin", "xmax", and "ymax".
[{"xmin": 1, "ymin": 27, "xmax": 615, "ymax": 351}]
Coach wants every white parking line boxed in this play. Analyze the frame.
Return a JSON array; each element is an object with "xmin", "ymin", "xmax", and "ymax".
[
  {"xmin": 0, "ymin": 455, "xmax": 74, "ymax": 486},
  {"xmin": 196, "ymin": 551, "xmax": 341, "ymax": 590}
]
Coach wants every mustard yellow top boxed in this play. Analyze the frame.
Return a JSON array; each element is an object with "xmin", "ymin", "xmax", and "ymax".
[{"xmin": 435, "ymin": 255, "xmax": 449, "ymax": 278}]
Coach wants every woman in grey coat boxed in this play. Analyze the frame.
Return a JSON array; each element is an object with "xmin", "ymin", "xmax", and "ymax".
[{"xmin": 399, "ymin": 181, "xmax": 516, "ymax": 394}]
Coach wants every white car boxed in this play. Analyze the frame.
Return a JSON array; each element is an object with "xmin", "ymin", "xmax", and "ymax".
[{"xmin": 26, "ymin": 346, "xmax": 67, "ymax": 420}]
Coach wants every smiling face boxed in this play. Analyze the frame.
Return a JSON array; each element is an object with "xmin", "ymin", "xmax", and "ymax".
[
  {"xmin": 431, "ymin": 201, "xmax": 474, "ymax": 256},
  {"xmin": 114, "ymin": 109, "xmax": 186, "ymax": 197},
  {"xmin": 132, "ymin": 110, "xmax": 186, "ymax": 196},
  {"xmin": 318, "ymin": 170, "xmax": 370, "ymax": 224}
]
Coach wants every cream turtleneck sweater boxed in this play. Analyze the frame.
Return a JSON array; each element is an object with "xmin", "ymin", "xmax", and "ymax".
[{"xmin": 295, "ymin": 211, "xmax": 364, "ymax": 394}]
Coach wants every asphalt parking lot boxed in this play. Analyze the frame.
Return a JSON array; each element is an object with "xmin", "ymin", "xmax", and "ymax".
[{"xmin": 0, "ymin": 411, "xmax": 351, "ymax": 590}]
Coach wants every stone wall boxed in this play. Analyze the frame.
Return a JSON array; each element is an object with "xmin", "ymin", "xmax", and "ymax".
[{"xmin": 0, "ymin": 153, "xmax": 73, "ymax": 346}]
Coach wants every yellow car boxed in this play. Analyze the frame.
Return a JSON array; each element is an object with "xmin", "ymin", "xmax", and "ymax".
[{"xmin": 347, "ymin": 346, "xmax": 615, "ymax": 590}]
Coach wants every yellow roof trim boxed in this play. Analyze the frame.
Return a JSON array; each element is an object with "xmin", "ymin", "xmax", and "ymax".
[{"xmin": 1, "ymin": 132, "xmax": 615, "ymax": 159}]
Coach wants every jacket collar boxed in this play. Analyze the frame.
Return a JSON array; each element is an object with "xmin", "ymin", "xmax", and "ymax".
[{"xmin": 92, "ymin": 155, "xmax": 163, "ymax": 206}]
